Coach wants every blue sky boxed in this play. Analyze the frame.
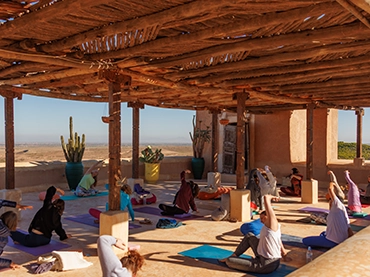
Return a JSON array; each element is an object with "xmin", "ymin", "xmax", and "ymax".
[
  {"xmin": 0, "ymin": 95, "xmax": 195, "ymax": 144},
  {"xmin": 0, "ymin": 95, "xmax": 368, "ymax": 144}
]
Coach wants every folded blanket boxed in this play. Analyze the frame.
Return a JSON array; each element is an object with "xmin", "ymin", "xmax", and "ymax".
[{"xmin": 51, "ymin": 251, "xmax": 93, "ymax": 271}]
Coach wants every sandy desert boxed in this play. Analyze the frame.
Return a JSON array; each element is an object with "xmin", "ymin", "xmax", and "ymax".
[{"xmin": 0, "ymin": 144, "xmax": 193, "ymax": 163}]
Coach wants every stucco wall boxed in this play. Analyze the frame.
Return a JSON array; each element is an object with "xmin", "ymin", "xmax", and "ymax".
[{"xmin": 198, "ymin": 108, "xmax": 370, "ymax": 190}]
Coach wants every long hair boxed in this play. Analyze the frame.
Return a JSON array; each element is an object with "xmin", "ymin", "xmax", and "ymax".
[
  {"xmin": 121, "ymin": 184, "xmax": 132, "ymax": 195},
  {"xmin": 53, "ymin": 199, "xmax": 65, "ymax": 216},
  {"xmin": 120, "ymin": 250, "xmax": 144, "ymax": 276},
  {"xmin": 0, "ymin": 211, "xmax": 17, "ymax": 231},
  {"xmin": 189, "ymin": 181, "xmax": 200, "ymax": 198}
]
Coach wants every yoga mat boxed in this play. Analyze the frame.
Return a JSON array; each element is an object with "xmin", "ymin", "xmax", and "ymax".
[
  {"xmin": 179, "ymin": 245, "xmax": 296, "ymax": 277},
  {"xmin": 299, "ymin": 207, "xmax": 329, "ymax": 214},
  {"xmin": 7, "ymin": 230, "xmax": 71, "ymax": 256},
  {"xmin": 64, "ymin": 214, "xmax": 141, "ymax": 229},
  {"xmin": 133, "ymin": 206, "xmax": 203, "ymax": 220},
  {"xmin": 61, "ymin": 191, "xmax": 109, "ymax": 201}
]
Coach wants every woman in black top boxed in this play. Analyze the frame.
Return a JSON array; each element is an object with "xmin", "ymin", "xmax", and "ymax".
[{"xmin": 10, "ymin": 186, "xmax": 71, "ymax": 247}]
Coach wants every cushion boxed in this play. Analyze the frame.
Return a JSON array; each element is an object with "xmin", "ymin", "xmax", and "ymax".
[{"xmin": 240, "ymin": 219, "xmax": 264, "ymax": 236}]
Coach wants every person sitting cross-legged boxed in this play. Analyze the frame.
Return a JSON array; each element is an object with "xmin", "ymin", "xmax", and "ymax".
[{"xmin": 219, "ymin": 195, "xmax": 290, "ymax": 274}]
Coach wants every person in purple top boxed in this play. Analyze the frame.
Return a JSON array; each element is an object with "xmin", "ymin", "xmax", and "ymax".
[{"xmin": 159, "ymin": 170, "xmax": 199, "ymax": 215}]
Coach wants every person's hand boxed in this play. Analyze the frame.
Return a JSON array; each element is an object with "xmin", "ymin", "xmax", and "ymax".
[
  {"xmin": 16, "ymin": 204, "xmax": 33, "ymax": 210},
  {"xmin": 185, "ymin": 169, "xmax": 191, "ymax": 174},
  {"xmin": 66, "ymin": 234, "xmax": 72, "ymax": 239},
  {"xmin": 56, "ymin": 188, "xmax": 65, "ymax": 196},
  {"xmin": 114, "ymin": 238, "xmax": 127, "ymax": 251},
  {"xmin": 10, "ymin": 262, "xmax": 20, "ymax": 269},
  {"xmin": 282, "ymin": 253, "xmax": 292, "ymax": 262},
  {"xmin": 265, "ymin": 194, "xmax": 279, "ymax": 202},
  {"xmin": 327, "ymin": 170, "xmax": 332, "ymax": 175},
  {"xmin": 344, "ymin": 170, "xmax": 349, "ymax": 174},
  {"xmin": 192, "ymin": 210, "xmax": 199, "ymax": 213}
]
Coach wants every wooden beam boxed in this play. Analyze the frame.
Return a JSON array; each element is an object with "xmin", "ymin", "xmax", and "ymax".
[
  {"xmin": 306, "ymin": 104, "xmax": 314, "ymax": 180},
  {"xmin": 38, "ymin": 0, "xmax": 236, "ymax": 53},
  {"xmin": 167, "ymin": 38, "xmax": 370, "ymax": 81},
  {"xmin": 336, "ymin": 0, "xmax": 370, "ymax": 28},
  {"xmin": 350, "ymin": 0, "xmax": 370, "ymax": 14},
  {"xmin": 90, "ymin": 2, "xmax": 341, "ymax": 61},
  {"xmin": 356, "ymin": 108, "xmax": 364, "ymax": 158},
  {"xmin": 0, "ymin": 0, "xmax": 109, "ymax": 39},
  {"xmin": 4, "ymin": 96, "xmax": 15, "ymax": 189},
  {"xmin": 236, "ymin": 91, "xmax": 247, "ymax": 189}
]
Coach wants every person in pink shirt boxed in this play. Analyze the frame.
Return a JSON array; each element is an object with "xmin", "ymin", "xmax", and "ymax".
[{"xmin": 344, "ymin": 170, "xmax": 362, "ymax": 213}]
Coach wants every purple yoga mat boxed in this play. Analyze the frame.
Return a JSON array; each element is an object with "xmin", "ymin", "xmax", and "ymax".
[
  {"xmin": 133, "ymin": 206, "xmax": 203, "ymax": 220},
  {"xmin": 299, "ymin": 207, "xmax": 329, "ymax": 213},
  {"xmin": 7, "ymin": 229, "xmax": 70, "ymax": 256},
  {"xmin": 64, "ymin": 213, "xmax": 141, "ymax": 229}
]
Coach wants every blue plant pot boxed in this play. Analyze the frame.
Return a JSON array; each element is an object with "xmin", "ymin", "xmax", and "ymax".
[
  {"xmin": 191, "ymin": 157, "xmax": 205, "ymax": 179},
  {"xmin": 65, "ymin": 162, "xmax": 84, "ymax": 191}
]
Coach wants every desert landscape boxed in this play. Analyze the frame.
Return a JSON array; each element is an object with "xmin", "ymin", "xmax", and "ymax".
[{"xmin": 0, "ymin": 144, "xmax": 193, "ymax": 163}]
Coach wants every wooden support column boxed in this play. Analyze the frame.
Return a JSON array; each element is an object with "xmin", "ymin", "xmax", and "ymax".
[
  {"xmin": 306, "ymin": 103, "xmax": 315, "ymax": 180},
  {"xmin": 211, "ymin": 109, "xmax": 219, "ymax": 172},
  {"xmin": 356, "ymin": 108, "xmax": 364, "ymax": 158},
  {"xmin": 4, "ymin": 96, "xmax": 15, "ymax": 189},
  {"xmin": 128, "ymin": 102, "xmax": 144, "ymax": 179},
  {"xmin": 236, "ymin": 92, "xmax": 247, "ymax": 189},
  {"xmin": 100, "ymin": 70, "xmax": 131, "ymax": 210}
]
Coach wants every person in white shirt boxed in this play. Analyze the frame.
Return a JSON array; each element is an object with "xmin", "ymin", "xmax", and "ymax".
[
  {"xmin": 303, "ymin": 182, "xmax": 353, "ymax": 248},
  {"xmin": 219, "ymin": 195, "xmax": 289, "ymax": 274}
]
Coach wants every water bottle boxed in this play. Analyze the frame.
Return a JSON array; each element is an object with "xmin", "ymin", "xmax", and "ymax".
[{"xmin": 306, "ymin": 246, "xmax": 313, "ymax": 263}]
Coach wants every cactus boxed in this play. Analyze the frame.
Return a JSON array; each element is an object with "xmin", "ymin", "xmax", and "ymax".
[
  {"xmin": 60, "ymin": 116, "xmax": 86, "ymax": 162},
  {"xmin": 189, "ymin": 115, "xmax": 211, "ymax": 158}
]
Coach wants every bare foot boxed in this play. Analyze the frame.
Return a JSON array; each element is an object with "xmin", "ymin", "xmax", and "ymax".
[{"xmin": 218, "ymin": 258, "xmax": 227, "ymax": 263}]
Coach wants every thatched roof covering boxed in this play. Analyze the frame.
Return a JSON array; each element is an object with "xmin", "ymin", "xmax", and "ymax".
[{"xmin": 1, "ymin": 0, "xmax": 370, "ymax": 113}]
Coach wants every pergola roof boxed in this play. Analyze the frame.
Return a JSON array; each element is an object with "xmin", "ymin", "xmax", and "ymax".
[{"xmin": 1, "ymin": 0, "xmax": 370, "ymax": 113}]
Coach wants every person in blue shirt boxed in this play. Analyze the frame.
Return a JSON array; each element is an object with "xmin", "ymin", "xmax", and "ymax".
[{"xmin": 89, "ymin": 184, "xmax": 135, "ymax": 223}]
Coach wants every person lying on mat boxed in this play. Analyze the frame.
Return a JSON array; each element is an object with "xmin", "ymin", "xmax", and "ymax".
[
  {"xmin": 0, "ymin": 211, "xmax": 20, "ymax": 269},
  {"xmin": 280, "ymin": 168, "xmax": 303, "ymax": 197},
  {"xmin": 0, "ymin": 199, "xmax": 33, "ymax": 210},
  {"xmin": 219, "ymin": 195, "xmax": 289, "ymax": 274},
  {"xmin": 97, "ymin": 235, "xmax": 144, "ymax": 277},
  {"xmin": 74, "ymin": 160, "xmax": 105, "ymax": 197},
  {"xmin": 303, "ymin": 182, "xmax": 353, "ymax": 249},
  {"xmin": 89, "ymin": 183, "xmax": 135, "ymax": 223},
  {"xmin": 10, "ymin": 186, "xmax": 72, "ymax": 247},
  {"xmin": 159, "ymin": 170, "xmax": 199, "ymax": 216}
]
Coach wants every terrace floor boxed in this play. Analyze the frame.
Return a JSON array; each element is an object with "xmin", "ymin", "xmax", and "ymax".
[{"xmin": 2, "ymin": 181, "xmax": 369, "ymax": 277}]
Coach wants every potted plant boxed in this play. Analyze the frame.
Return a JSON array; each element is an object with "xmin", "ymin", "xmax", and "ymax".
[
  {"xmin": 189, "ymin": 115, "xmax": 211, "ymax": 179},
  {"xmin": 60, "ymin": 116, "xmax": 86, "ymax": 190},
  {"xmin": 139, "ymin": 145, "xmax": 164, "ymax": 183}
]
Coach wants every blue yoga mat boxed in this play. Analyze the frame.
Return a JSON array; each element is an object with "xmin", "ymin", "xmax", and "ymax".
[
  {"xmin": 179, "ymin": 245, "xmax": 296, "ymax": 277},
  {"xmin": 61, "ymin": 191, "xmax": 109, "ymax": 201},
  {"xmin": 7, "ymin": 229, "xmax": 71, "ymax": 256},
  {"xmin": 64, "ymin": 213, "xmax": 141, "ymax": 229}
]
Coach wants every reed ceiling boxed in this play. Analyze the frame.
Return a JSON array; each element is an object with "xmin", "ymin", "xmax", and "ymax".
[{"xmin": 1, "ymin": 0, "xmax": 370, "ymax": 113}]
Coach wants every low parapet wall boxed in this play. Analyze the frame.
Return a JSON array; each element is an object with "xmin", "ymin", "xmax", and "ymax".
[
  {"xmin": 287, "ymin": 225, "xmax": 370, "ymax": 276},
  {"xmin": 0, "ymin": 156, "xmax": 192, "ymax": 192}
]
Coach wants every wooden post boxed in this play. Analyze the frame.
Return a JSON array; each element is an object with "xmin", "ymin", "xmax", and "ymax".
[
  {"xmin": 236, "ymin": 92, "xmax": 247, "ymax": 189},
  {"xmin": 306, "ymin": 103, "xmax": 315, "ymax": 180},
  {"xmin": 4, "ymin": 96, "xmax": 15, "ymax": 189},
  {"xmin": 128, "ymin": 102, "xmax": 144, "ymax": 179},
  {"xmin": 99, "ymin": 70, "xmax": 131, "ymax": 210},
  {"xmin": 356, "ymin": 108, "xmax": 364, "ymax": 158},
  {"xmin": 211, "ymin": 109, "xmax": 219, "ymax": 172}
]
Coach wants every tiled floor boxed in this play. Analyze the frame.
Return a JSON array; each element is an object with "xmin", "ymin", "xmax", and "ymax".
[{"xmin": 2, "ymin": 182, "xmax": 368, "ymax": 276}]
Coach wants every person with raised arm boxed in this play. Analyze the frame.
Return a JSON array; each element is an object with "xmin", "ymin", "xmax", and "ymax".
[
  {"xmin": 75, "ymin": 160, "xmax": 105, "ymax": 197},
  {"xmin": 219, "ymin": 194, "xmax": 288, "ymax": 274},
  {"xmin": 303, "ymin": 182, "xmax": 353, "ymax": 249}
]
